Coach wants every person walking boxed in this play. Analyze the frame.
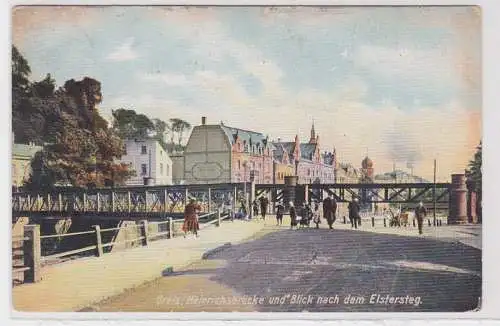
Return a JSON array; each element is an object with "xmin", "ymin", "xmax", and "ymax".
[
  {"xmin": 182, "ymin": 199, "xmax": 202, "ymax": 238},
  {"xmin": 415, "ymin": 202, "xmax": 427, "ymax": 235},
  {"xmin": 313, "ymin": 202, "xmax": 321, "ymax": 229},
  {"xmin": 289, "ymin": 201, "xmax": 298, "ymax": 230},
  {"xmin": 323, "ymin": 194, "xmax": 337, "ymax": 229},
  {"xmin": 348, "ymin": 198, "xmax": 361, "ymax": 229},
  {"xmin": 276, "ymin": 202, "xmax": 284, "ymax": 226},
  {"xmin": 260, "ymin": 196, "xmax": 269, "ymax": 220},
  {"xmin": 252, "ymin": 200, "xmax": 259, "ymax": 217}
]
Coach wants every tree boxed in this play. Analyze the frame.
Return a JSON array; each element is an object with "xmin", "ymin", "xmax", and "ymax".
[
  {"xmin": 170, "ymin": 118, "xmax": 192, "ymax": 146},
  {"xmin": 465, "ymin": 141, "xmax": 482, "ymax": 220},
  {"xmin": 12, "ymin": 45, "xmax": 31, "ymax": 95},
  {"xmin": 31, "ymin": 73, "xmax": 56, "ymax": 98},
  {"xmin": 23, "ymin": 77, "xmax": 133, "ymax": 189},
  {"xmin": 111, "ymin": 108, "xmax": 155, "ymax": 139},
  {"xmin": 152, "ymin": 118, "xmax": 169, "ymax": 149}
]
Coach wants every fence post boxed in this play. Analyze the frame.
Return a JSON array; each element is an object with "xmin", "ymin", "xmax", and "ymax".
[
  {"xmin": 23, "ymin": 224, "xmax": 41, "ymax": 283},
  {"xmin": 428, "ymin": 219, "xmax": 431, "ymax": 226},
  {"xmin": 383, "ymin": 218, "xmax": 386, "ymax": 227},
  {"xmin": 168, "ymin": 217, "xmax": 174, "ymax": 239},
  {"xmin": 58, "ymin": 193, "xmax": 63, "ymax": 212},
  {"xmin": 127, "ymin": 191, "xmax": 131, "ymax": 213},
  {"xmin": 343, "ymin": 216, "xmax": 346, "ymax": 224},
  {"xmin": 208, "ymin": 188, "xmax": 212, "ymax": 213},
  {"xmin": 93, "ymin": 225, "xmax": 103, "ymax": 257},
  {"xmin": 217, "ymin": 209, "xmax": 221, "ymax": 227},
  {"xmin": 141, "ymin": 220, "xmax": 149, "ymax": 246},
  {"xmin": 371, "ymin": 216, "xmax": 375, "ymax": 227},
  {"xmin": 413, "ymin": 219, "xmax": 416, "ymax": 227}
]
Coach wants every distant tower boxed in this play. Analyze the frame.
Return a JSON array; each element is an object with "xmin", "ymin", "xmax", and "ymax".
[
  {"xmin": 309, "ymin": 121, "xmax": 317, "ymax": 144},
  {"xmin": 361, "ymin": 156, "xmax": 374, "ymax": 180}
]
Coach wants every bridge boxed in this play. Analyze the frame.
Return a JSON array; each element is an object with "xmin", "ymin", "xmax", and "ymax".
[
  {"xmin": 12, "ymin": 181, "xmax": 455, "ymax": 219},
  {"xmin": 11, "ymin": 173, "xmax": 480, "ymax": 312}
]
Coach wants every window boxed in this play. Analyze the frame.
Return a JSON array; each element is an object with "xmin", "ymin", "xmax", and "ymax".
[
  {"xmin": 238, "ymin": 160, "xmax": 241, "ymax": 170},
  {"xmin": 141, "ymin": 145, "xmax": 147, "ymax": 154},
  {"xmin": 141, "ymin": 164, "xmax": 147, "ymax": 176},
  {"xmin": 160, "ymin": 163, "xmax": 163, "ymax": 175}
]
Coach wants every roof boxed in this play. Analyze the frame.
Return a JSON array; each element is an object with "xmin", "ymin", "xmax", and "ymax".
[
  {"xmin": 300, "ymin": 143, "xmax": 317, "ymax": 161},
  {"xmin": 12, "ymin": 143, "xmax": 42, "ymax": 159},
  {"xmin": 220, "ymin": 125, "xmax": 275, "ymax": 155},
  {"xmin": 220, "ymin": 125, "xmax": 266, "ymax": 145}
]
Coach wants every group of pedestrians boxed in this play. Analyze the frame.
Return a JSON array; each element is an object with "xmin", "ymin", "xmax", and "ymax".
[{"xmin": 181, "ymin": 195, "xmax": 429, "ymax": 238}]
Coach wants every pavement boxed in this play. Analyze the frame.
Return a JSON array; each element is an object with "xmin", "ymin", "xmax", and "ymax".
[
  {"xmin": 12, "ymin": 218, "xmax": 268, "ymax": 312},
  {"xmin": 333, "ymin": 216, "xmax": 482, "ymax": 250},
  {"xmin": 89, "ymin": 215, "xmax": 482, "ymax": 313}
]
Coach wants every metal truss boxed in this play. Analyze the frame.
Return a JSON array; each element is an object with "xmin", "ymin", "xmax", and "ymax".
[
  {"xmin": 308, "ymin": 183, "xmax": 451, "ymax": 205},
  {"xmin": 12, "ymin": 182, "xmax": 451, "ymax": 217},
  {"xmin": 12, "ymin": 183, "xmax": 244, "ymax": 218}
]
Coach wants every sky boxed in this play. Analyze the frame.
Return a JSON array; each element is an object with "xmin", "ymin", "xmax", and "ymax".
[{"xmin": 12, "ymin": 6, "xmax": 482, "ymax": 182}]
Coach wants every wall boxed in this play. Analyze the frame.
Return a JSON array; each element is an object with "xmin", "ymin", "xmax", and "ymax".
[
  {"xmin": 273, "ymin": 162, "xmax": 295, "ymax": 184},
  {"xmin": 170, "ymin": 154, "xmax": 185, "ymax": 184},
  {"xmin": 153, "ymin": 142, "xmax": 173, "ymax": 185},
  {"xmin": 183, "ymin": 125, "xmax": 232, "ymax": 184},
  {"xmin": 119, "ymin": 139, "xmax": 172, "ymax": 186},
  {"xmin": 12, "ymin": 158, "xmax": 32, "ymax": 187},
  {"xmin": 297, "ymin": 161, "xmax": 334, "ymax": 184}
]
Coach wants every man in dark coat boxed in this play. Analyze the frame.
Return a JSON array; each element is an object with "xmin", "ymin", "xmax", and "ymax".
[
  {"xmin": 259, "ymin": 196, "xmax": 269, "ymax": 220},
  {"xmin": 348, "ymin": 198, "xmax": 361, "ymax": 229},
  {"xmin": 276, "ymin": 202, "xmax": 284, "ymax": 226},
  {"xmin": 323, "ymin": 195, "xmax": 337, "ymax": 229},
  {"xmin": 415, "ymin": 202, "xmax": 427, "ymax": 235}
]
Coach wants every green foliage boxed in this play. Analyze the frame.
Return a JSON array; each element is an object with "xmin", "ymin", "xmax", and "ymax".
[
  {"xmin": 12, "ymin": 45, "xmax": 133, "ymax": 189},
  {"xmin": 465, "ymin": 141, "xmax": 482, "ymax": 198},
  {"xmin": 170, "ymin": 118, "xmax": 192, "ymax": 145},
  {"xmin": 111, "ymin": 108, "xmax": 156, "ymax": 139}
]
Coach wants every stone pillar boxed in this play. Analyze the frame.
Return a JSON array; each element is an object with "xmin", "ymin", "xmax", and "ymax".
[
  {"xmin": 284, "ymin": 176, "xmax": 298, "ymax": 211},
  {"xmin": 23, "ymin": 224, "xmax": 41, "ymax": 283},
  {"xmin": 449, "ymin": 174, "xmax": 468, "ymax": 224},
  {"xmin": 466, "ymin": 179, "xmax": 478, "ymax": 223}
]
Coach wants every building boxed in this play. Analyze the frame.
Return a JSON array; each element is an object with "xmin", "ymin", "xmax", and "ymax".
[
  {"xmin": 12, "ymin": 142, "xmax": 43, "ymax": 189},
  {"xmin": 360, "ymin": 156, "xmax": 375, "ymax": 182},
  {"xmin": 375, "ymin": 170, "xmax": 429, "ymax": 184},
  {"xmin": 272, "ymin": 123, "xmax": 336, "ymax": 184},
  {"xmin": 118, "ymin": 138, "xmax": 173, "ymax": 186},
  {"xmin": 181, "ymin": 117, "xmax": 275, "ymax": 184},
  {"xmin": 335, "ymin": 162, "xmax": 360, "ymax": 183},
  {"xmin": 170, "ymin": 153, "xmax": 185, "ymax": 185}
]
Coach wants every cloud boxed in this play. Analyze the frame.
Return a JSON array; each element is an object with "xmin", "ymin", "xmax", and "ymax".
[
  {"xmin": 106, "ymin": 37, "xmax": 138, "ymax": 61},
  {"xmin": 354, "ymin": 45, "xmax": 457, "ymax": 87},
  {"xmin": 18, "ymin": 6, "xmax": 479, "ymax": 182}
]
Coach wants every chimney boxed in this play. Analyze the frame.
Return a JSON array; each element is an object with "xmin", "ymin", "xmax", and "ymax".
[{"xmin": 201, "ymin": 116, "xmax": 206, "ymax": 125}]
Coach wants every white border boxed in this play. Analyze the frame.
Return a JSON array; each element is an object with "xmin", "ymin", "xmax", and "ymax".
[{"xmin": 2, "ymin": 0, "xmax": 499, "ymax": 324}]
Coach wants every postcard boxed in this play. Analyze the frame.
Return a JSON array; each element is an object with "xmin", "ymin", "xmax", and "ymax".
[{"xmin": 11, "ymin": 5, "xmax": 481, "ymax": 314}]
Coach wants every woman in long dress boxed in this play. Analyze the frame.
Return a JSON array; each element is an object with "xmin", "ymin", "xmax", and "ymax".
[
  {"xmin": 289, "ymin": 201, "xmax": 298, "ymax": 229},
  {"xmin": 182, "ymin": 199, "xmax": 202, "ymax": 237}
]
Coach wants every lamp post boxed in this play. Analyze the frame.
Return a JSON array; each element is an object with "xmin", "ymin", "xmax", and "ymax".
[
  {"xmin": 433, "ymin": 158, "xmax": 437, "ymax": 226},
  {"xmin": 243, "ymin": 160, "xmax": 248, "ymax": 214}
]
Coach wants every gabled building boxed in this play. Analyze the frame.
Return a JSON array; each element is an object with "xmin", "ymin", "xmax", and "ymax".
[
  {"xmin": 182, "ymin": 117, "xmax": 275, "ymax": 184},
  {"xmin": 272, "ymin": 123, "xmax": 336, "ymax": 184}
]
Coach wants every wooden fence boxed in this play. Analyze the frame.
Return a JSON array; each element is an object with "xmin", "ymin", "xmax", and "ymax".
[{"xmin": 13, "ymin": 210, "xmax": 232, "ymax": 284}]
